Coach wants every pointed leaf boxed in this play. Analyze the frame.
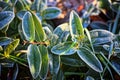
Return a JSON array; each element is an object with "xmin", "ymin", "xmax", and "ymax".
[
  {"xmin": 61, "ymin": 55, "xmax": 85, "ymax": 67},
  {"xmin": 17, "ymin": 10, "xmax": 27, "ymax": 20},
  {"xmin": 51, "ymin": 41, "xmax": 76, "ymax": 55},
  {"xmin": 38, "ymin": 45, "xmax": 49, "ymax": 79},
  {"xmin": 22, "ymin": 12, "xmax": 35, "ymax": 42},
  {"xmin": 77, "ymin": 47, "xmax": 103, "ymax": 72},
  {"xmin": 0, "ymin": 37, "xmax": 11, "ymax": 46},
  {"xmin": 53, "ymin": 23, "xmax": 70, "ymax": 43},
  {"xmin": 85, "ymin": 28, "xmax": 94, "ymax": 52},
  {"xmin": 31, "ymin": 12, "xmax": 46, "ymax": 42},
  {"xmin": 4, "ymin": 39, "xmax": 20, "ymax": 57},
  {"xmin": 90, "ymin": 29, "xmax": 115, "ymax": 45},
  {"xmin": 0, "ymin": 11, "xmax": 14, "ymax": 30},
  {"xmin": 42, "ymin": 7, "xmax": 61, "ymax": 19},
  {"xmin": 90, "ymin": 21, "xmax": 109, "ymax": 30},
  {"xmin": 69, "ymin": 11, "xmax": 84, "ymax": 42},
  {"xmin": 27, "ymin": 44, "xmax": 42, "ymax": 79}
]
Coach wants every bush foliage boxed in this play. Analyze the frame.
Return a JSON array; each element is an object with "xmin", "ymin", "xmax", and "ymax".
[{"xmin": 0, "ymin": 0, "xmax": 120, "ymax": 80}]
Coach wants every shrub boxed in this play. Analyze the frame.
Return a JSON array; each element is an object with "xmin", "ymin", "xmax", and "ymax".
[{"xmin": 0, "ymin": 0, "xmax": 120, "ymax": 80}]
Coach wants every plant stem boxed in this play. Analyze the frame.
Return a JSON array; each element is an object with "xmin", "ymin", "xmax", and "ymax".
[
  {"xmin": 10, "ymin": 57, "xmax": 28, "ymax": 67},
  {"xmin": 112, "ymin": 6, "xmax": 120, "ymax": 34},
  {"xmin": 100, "ymin": 73, "xmax": 103, "ymax": 80},
  {"xmin": 64, "ymin": 72, "xmax": 85, "ymax": 76},
  {"xmin": 9, "ymin": 55, "xmax": 27, "ymax": 63}
]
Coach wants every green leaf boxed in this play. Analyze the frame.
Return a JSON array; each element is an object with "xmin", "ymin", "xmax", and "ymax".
[
  {"xmin": 31, "ymin": 12, "xmax": 46, "ymax": 42},
  {"xmin": 53, "ymin": 23, "xmax": 69, "ymax": 43},
  {"xmin": 56, "ymin": 70, "xmax": 64, "ymax": 80},
  {"xmin": 0, "ymin": 11, "xmax": 14, "ymax": 30},
  {"xmin": 53, "ymin": 69, "xmax": 64, "ymax": 80},
  {"xmin": 22, "ymin": 11, "xmax": 35, "ymax": 42},
  {"xmin": 43, "ymin": 26, "xmax": 53, "ymax": 39},
  {"xmin": 3, "ymin": 0, "xmax": 9, "ymax": 3},
  {"xmin": 90, "ymin": 29, "xmax": 115, "ymax": 45},
  {"xmin": 0, "ymin": 46, "xmax": 3, "ymax": 51},
  {"xmin": 77, "ymin": 47, "xmax": 103, "ymax": 72},
  {"xmin": 111, "ymin": 60, "xmax": 120, "ymax": 74},
  {"xmin": 0, "ymin": 37, "xmax": 11, "ymax": 46},
  {"xmin": 85, "ymin": 28, "xmax": 94, "ymax": 52},
  {"xmin": 115, "ymin": 48, "xmax": 120, "ymax": 54},
  {"xmin": 42, "ymin": 7, "xmax": 61, "ymax": 19},
  {"xmin": 11, "ymin": 64, "xmax": 19, "ymax": 80},
  {"xmin": 17, "ymin": 10, "xmax": 27, "ymax": 20},
  {"xmin": 69, "ymin": 10, "xmax": 84, "ymax": 42},
  {"xmin": 50, "ymin": 34, "xmax": 59, "ymax": 47},
  {"xmin": 103, "ymin": 44, "xmax": 110, "ymax": 51},
  {"xmin": 4, "ymin": 39, "xmax": 20, "ymax": 58},
  {"xmin": 0, "ymin": 1, "xmax": 8, "ymax": 10},
  {"xmin": 51, "ymin": 41, "xmax": 76, "ymax": 55},
  {"xmin": 0, "ymin": 61, "xmax": 14, "ymax": 67},
  {"xmin": 38, "ymin": 45, "xmax": 49, "ymax": 80},
  {"xmin": 97, "ymin": 0, "xmax": 110, "ymax": 10},
  {"xmin": 90, "ymin": 21, "xmax": 109, "ymax": 30},
  {"xmin": 31, "ymin": 0, "xmax": 47, "ymax": 12},
  {"xmin": 100, "ymin": 52, "xmax": 120, "ymax": 75},
  {"xmin": 108, "ymin": 42, "xmax": 114, "ymax": 59},
  {"xmin": 110, "ymin": 2, "xmax": 120, "ymax": 12},
  {"xmin": 31, "ymin": 0, "xmax": 41, "ymax": 11},
  {"xmin": 27, "ymin": 44, "xmax": 42, "ymax": 79},
  {"xmin": 39, "ymin": 0, "xmax": 47, "ymax": 11},
  {"xmin": 86, "ymin": 76, "xmax": 95, "ymax": 80},
  {"xmin": 61, "ymin": 55, "xmax": 85, "ymax": 67},
  {"xmin": 14, "ymin": 0, "xmax": 25, "ymax": 12},
  {"xmin": 18, "ymin": 23, "xmax": 26, "ymax": 40},
  {"xmin": 49, "ymin": 54, "xmax": 60, "ymax": 75}
]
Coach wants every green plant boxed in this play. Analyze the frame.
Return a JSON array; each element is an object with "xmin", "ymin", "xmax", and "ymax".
[
  {"xmin": 0, "ymin": 0, "xmax": 61, "ymax": 79},
  {"xmin": 81, "ymin": 0, "xmax": 120, "ymax": 34},
  {"xmin": 0, "ymin": 0, "xmax": 120, "ymax": 80},
  {"xmin": 51, "ymin": 10, "xmax": 120, "ymax": 80}
]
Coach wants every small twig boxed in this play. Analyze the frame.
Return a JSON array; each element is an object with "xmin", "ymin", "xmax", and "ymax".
[
  {"xmin": 14, "ymin": 50, "xmax": 28, "ymax": 54},
  {"xmin": 112, "ymin": 6, "xmax": 120, "ymax": 34},
  {"xmin": 23, "ymin": 40, "xmax": 49, "ymax": 46}
]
